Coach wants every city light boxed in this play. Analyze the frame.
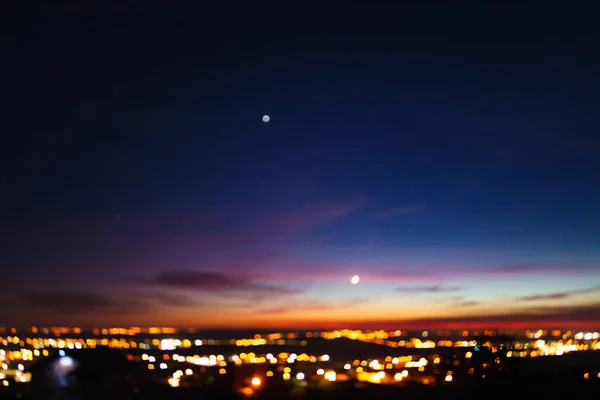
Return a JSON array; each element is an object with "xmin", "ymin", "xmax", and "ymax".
[
  {"xmin": 324, "ymin": 370, "xmax": 337, "ymax": 382},
  {"xmin": 58, "ymin": 357, "xmax": 73, "ymax": 368},
  {"xmin": 0, "ymin": 326, "xmax": 597, "ymax": 396}
]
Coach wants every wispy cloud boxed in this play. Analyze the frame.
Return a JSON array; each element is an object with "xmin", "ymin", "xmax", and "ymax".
[
  {"xmin": 144, "ymin": 270, "xmax": 304, "ymax": 301},
  {"xmin": 256, "ymin": 198, "xmax": 367, "ymax": 234},
  {"xmin": 517, "ymin": 287, "xmax": 600, "ymax": 302},
  {"xmin": 260, "ymin": 302, "xmax": 330, "ymax": 315},
  {"xmin": 223, "ymin": 250, "xmax": 600, "ymax": 283},
  {"xmin": 135, "ymin": 292, "xmax": 199, "ymax": 307},
  {"xmin": 18, "ymin": 198, "xmax": 366, "ymax": 258},
  {"xmin": 260, "ymin": 297, "xmax": 369, "ymax": 314},
  {"xmin": 218, "ymin": 251, "xmax": 432, "ymax": 282},
  {"xmin": 452, "ymin": 300, "xmax": 480, "ymax": 307},
  {"xmin": 445, "ymin": 295, "xmax": 478, "ymax": 307},
  {"xmin": 23, "ymin": 292, "xmax": 147, "ymax": 314},
  {"xmin": 201, "ymin": 252, "xmax": 600, "ymax": 284},
  {"xmin": 396, "ymin": 285, "xmax": 462, "ymax": 293},
  {"xmin": 22, "ymin": 291, "xmax": 202, "ymax": 314},
  {"xmin": 371, "ymin": 204, "xmax": 424, "ymax": 219},
  {"xmin": 329, "ymin": 302, "xmax": 600, "ymax": 330}
]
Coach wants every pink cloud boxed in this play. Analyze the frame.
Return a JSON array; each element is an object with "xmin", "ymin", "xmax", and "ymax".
[
  {"xmin": 254, "ymin": 198, "xmax": 367, "ymax": 234},
  {"xmin": 35, "ymin": 197, "xmax": 364, "ymax": 240},
  {"xmin": 11, "ymin": 199, "xmax": 366, "ymax": 272}
]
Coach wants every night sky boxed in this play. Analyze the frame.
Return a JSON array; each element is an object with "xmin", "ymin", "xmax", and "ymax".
[{"xmin": 2, "ymin": 2, "xmax": 600, "ymax": 329}]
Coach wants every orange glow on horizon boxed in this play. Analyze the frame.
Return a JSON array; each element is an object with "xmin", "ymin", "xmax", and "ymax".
[{"xmin": 15, "ymin": 296, "xmax": 600, "ymax": 331}]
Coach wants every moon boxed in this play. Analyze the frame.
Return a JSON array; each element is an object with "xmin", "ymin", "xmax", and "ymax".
[
  {"xmin": 262, "ymin": 115, "xmax": 270, "ymax": 123},
  {"xmin": 350, "ymin": 275, "xmax": 360, "ymax": 285}
]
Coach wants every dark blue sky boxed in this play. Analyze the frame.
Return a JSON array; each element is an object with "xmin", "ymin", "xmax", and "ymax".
[{"xmin": 2, "ymin": 2, "xmax": 600, "ymax": 328}]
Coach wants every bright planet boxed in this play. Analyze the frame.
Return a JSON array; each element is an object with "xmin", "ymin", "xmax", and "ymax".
[
  {"xmin": 350, "ymin": 275, "xmax": 360, "ymax": 285},
  {"xmin": 262, "ymin": 115, "xmax": 270, "ymax": 123}
]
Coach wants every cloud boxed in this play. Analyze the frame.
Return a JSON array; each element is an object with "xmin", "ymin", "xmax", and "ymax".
[
  {"xmin": 519, "ymin": 292, "xmax": 569, "ymax": 301},
  {"xmin": 153, "ymin": 271, "xmax": 237, "ymax": 289},
  {"xmin": 261, "ymin": 297, "xmax": 369, "ymax": 315},
  {"xmin": 146, "ymin": 270, "xmax": 304, "ymax": 300},
  {"xmin": 261, "ymin": 302, "xmax": 330, "ymax": 315},
  {"xmin": 396, "ymin": 285, "xmax": 462, "ymax": 293},
  {"xmin": 256, "ymin": 199, "xmax": 366, "ymax": 234},
  {"xmin": 245, "ymin": 284, "xmax": 305, "ymax": 301},
  {"xmin": 10, "ymin": 199, "xmax": 366, "ymax": 270},
  {"xmin": 207, "ymin": 251, "xmax": 600, "ymax": 285},
  {"xmin": 446, "ymin": 295, "xmax": 479, "ymax": 307},
  {"xmin": 452, "ymin": 300, "xmax": 480, "ymax": 307},
  {"xmin": 517, "ymin": 287, "xmax": 600, "ymax": 302},
  {"xmin": 330, "ymin": 303, "xmax": 600, "ymax": 330},
  {"xmin": 371, "ymin": 204, "xmax": 424, "ymax": 219},
  {"xmin": 23, "ymin": 291, "xmax": 203, "ymax": 315},
  {"xmin": 223, "ymin": 252, "xmax": 599, "ymax": 284},
  {"xmin": 446, "ymin": 294, "xmax": 480, "ymax": 307},
  {"xmin": 23, "ymin": 292, "xmax": 146, "ymax": 314},
  {"xmin": 136, "ymin": 292, "xmax": 199, "ymax": 307},
  {"xmin": 195, "ymin": 250, "xmax": 435, "ymax": 283}
]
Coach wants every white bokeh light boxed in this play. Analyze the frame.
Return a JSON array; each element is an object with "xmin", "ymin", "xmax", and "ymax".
[{"xmin": 58, "ymin": 356, "xmax": 74, "ymax": 368}]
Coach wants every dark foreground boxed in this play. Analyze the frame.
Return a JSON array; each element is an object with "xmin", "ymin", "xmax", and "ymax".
[
  {"xmin": 2, "ymin": 347, "xmax": 599, "ymax": 399},
  {"xmin": 2, "ymin": 382, "xmax": 600, "ymax": 400}
]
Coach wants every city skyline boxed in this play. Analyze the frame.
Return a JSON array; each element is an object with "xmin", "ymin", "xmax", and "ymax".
[{"xmin": 2, "ymin": 2, "xmax": 600, "ymax": 329}]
